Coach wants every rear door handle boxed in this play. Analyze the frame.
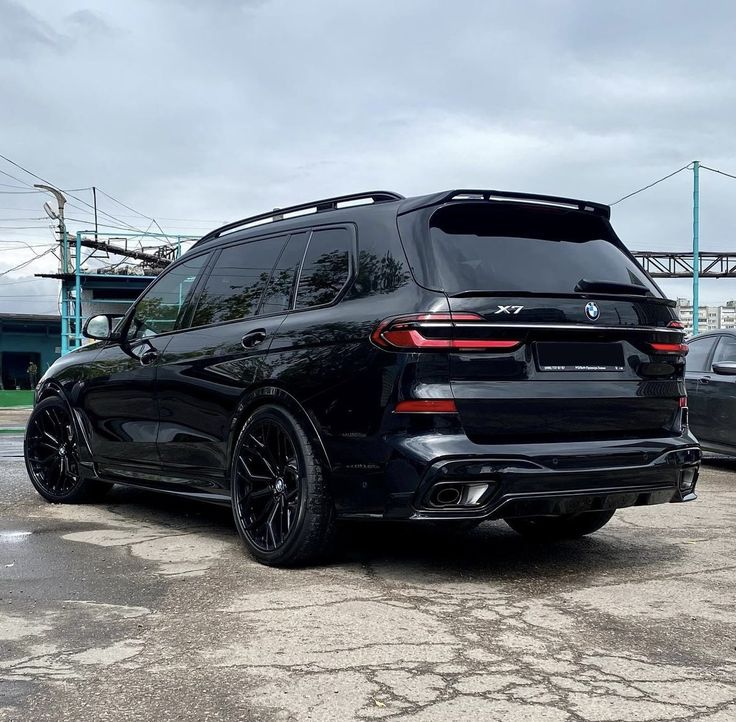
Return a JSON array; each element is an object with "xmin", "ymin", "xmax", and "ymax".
[{"xmin": 242, "ymin": 329, "xmax": 267, "ymax": 349}]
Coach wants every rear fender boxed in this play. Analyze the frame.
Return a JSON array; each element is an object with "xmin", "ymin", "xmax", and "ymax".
[{"xmin": 227, "ymin": 386, "xmax": 332, "ymax": 479}]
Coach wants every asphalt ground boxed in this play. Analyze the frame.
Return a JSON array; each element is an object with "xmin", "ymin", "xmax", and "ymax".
[{"xmin": 1, "ymin": 435, "xmax": 735, "ymax": 721}]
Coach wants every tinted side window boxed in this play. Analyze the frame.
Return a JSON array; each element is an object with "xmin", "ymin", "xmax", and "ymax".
[
  {"xmin": 259, "ymin": 232, "xmax": 310, "ymax": 315},
  {"xmin": 295, "ymin": 228, "xmax": 352, "ymax": 309},
  {"xmin": 191, "ymin": 236, "xmax": 287, "ymax": 327},
  {"xmin": 713, "ymin": 335, "xmax": 736, "ymax": 364},
  {"xmin": 686, "ymin": 336, "xmax": 718, "ymax": 372},
  {"xmin": 128, "ymin": 254, "xmax": 209, "ymax": 339}
]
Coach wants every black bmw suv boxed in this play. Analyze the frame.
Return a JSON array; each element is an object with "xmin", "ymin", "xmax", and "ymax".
[{"xmin": 25, "ymin": 189, "xmax": 700, "ymax": 565}]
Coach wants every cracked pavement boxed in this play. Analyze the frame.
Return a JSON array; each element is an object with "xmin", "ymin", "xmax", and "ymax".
[{"xmin": 1, "ymin": 435, "xmax": 735, "ymax": 721}]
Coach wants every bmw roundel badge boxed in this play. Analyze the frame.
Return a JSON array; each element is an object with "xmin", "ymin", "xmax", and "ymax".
[{"xmin": 584, "ymin": 301, "xmax": 600, "ymax": 321}]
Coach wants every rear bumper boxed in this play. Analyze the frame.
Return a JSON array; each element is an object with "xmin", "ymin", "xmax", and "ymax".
[{"xmin": 379, "ymin": 433, "xmax": 700, "ymax": 520}]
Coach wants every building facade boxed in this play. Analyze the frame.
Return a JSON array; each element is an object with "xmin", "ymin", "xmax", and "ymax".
[
  {"xmin": 675, "ymin": 299, "xmax": 736, "ymax": 336},
  {"xmin": 0, "ymin": 314, "xmax": 61, "ymax": 389}
]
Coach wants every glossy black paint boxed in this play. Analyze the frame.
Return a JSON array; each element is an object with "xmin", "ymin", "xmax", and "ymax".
[
  {"xmin": 33, "ymin": 190, "xmax": 700, "ymax": 519},
  {"xmin": 686, "ymin": 330, "xmax": 736, "ymax": 454}
]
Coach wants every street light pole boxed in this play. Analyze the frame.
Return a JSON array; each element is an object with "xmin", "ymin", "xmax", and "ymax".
[
  {"xmin": 34, "ymin": 184, "xmax": 67, "ymax": 271},
  {"xmin": 34, "ymin": 184, "xmax": 72, "ymax": 354}
]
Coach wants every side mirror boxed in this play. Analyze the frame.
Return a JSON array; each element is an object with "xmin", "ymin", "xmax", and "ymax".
[
  {"xmin": 83, "ymin": 314, "xmax": 121, "ymax": 341},
  {"xmin": 712, "ymin": 361, "xmax": 736, "ymax": 376}
]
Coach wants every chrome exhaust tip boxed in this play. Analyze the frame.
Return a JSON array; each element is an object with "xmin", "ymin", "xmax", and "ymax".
[
  {"xmin": 432, "ymin": 485, "xmax": 462, "ymax": 506},
  {"xmin": 428, "ymin": 482, "xmax": 492, "ymax": 508}
]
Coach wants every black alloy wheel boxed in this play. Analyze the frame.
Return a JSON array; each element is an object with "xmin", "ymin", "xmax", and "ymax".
[
  {"xmin": 231, "ymin": 405, "xmax": 335, "ymax": 566},
  {"xmin": 24, "ymin": 396, "xmax": 109, "ymax": 503}
]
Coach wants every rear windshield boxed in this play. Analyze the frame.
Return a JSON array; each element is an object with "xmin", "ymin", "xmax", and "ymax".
[{"xmin": 410, "ymin": 202, "xmax": 659, "ymax": 296}]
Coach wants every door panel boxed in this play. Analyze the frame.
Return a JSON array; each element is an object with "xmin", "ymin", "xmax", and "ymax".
[
  {"xmin": 155, "ymin": 234, "xmax": 293, "ymax": 484},
  {"xmin": 82, "ymin": 251, "xmax": 211, "ymax": 472},
  {"xmin": 82, "ymin": 337, "xmax": 171, "ymax": 469},
  {"xmin": 704, "ymin": 335, "xmax": 736, "ymax": 447},
  {"xmin": 685, "ymin": 335, "xmax": 719, "ymax": 443},
  {"xmin": 155, "ymin": 317, "xmax": 285, "ymax": 484}
]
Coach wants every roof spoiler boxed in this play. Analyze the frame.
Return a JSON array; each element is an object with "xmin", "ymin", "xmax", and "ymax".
[{"xmin": 398, "ymin": 189, "xmax": 611, "ymax": 219}]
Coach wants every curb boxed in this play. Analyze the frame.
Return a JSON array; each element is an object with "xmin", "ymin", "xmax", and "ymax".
[{"xmin": 0, "ymin": 428, "xmax": 25, "ymax": 435}]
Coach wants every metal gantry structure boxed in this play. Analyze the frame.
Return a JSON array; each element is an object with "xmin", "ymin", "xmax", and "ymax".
[{"xmin": 632, "ymin": 251, "xmax": 736, "ymax": 279}]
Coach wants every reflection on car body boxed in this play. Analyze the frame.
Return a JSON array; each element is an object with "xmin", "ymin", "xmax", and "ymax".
[{"xmin": 24, "ymin": 189, "xmax": 701, "ymax": 566}]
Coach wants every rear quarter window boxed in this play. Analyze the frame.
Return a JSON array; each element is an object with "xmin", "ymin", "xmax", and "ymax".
[{"xmin": 295, "ymin": 228, "xmax": 353, "ymax": 308}]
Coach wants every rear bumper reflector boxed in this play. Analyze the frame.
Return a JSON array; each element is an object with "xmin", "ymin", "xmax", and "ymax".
[{"xmin": 650, "ymin": 342, "xmax": 689, "ymax": 355}]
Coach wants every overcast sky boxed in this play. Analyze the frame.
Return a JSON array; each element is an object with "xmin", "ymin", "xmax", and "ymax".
[{"xmin": 2, "ymin": 0, "xmax": 736, "ymax": 314}]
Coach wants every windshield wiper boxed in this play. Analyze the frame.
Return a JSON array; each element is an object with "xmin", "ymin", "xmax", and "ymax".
[{"xmin": 574, "ymin": 278, "xmax": 652, "ymax": 296}]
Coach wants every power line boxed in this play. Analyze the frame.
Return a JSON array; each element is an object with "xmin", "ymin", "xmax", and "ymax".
[
  {"xmin": 0, "ymin": 167, "xmax": 35, "ymax": 188},
  {"xmin": 610, "ymin": 164, "xmax": 692, "ymax": 206},
  {"xmin": 0, "ymin": 247, "xmax": 56, "ymax": 278},
  {"xmin": 96, "ymin": 187, "xmax": 171, "ymax": 240},
  {"xmin": 700, "ymin": 165, "xmax": 736, "ymax": 181},
  {"xmin": 0, "ymin": 182, "xmax": 37, "ymax": 190},
  {"xmin": 0, "ymin": 217, "xmax": 47, "ymax": 221},
  {"xmin": 0, "ymin": 153, "xmax": 150, "ymax": 235}
]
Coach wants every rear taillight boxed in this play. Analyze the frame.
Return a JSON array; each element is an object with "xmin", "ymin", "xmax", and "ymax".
[
  {"xmin": 371, "ymin": 314, "xmax": 521, "ymax": 352},
  {"xmin": 668, "ymin": 320, "xmax": 685, "ymax": 329},
  {"xmin": 650, "ymin": 342, "xmax": 689, "ymax": 356},
  {"xmin": 395, "ymin": 399, "xmax": 457, "ymax": 413},
  {"xmin": 679, "ymin": 396, "xmax": 688, "ymax": 408}
]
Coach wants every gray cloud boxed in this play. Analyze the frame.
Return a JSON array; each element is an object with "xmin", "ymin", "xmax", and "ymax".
[
  {"xmin": 0, "ymin": 0, "xmax": 66, "ymax": 58},
  {"xmin": 2, "ymin": 0, "xmax": 736, "ymax": 312},
  {"xmin": 65, "ymin": 9, "xmax": 116, "ymax": 37}
]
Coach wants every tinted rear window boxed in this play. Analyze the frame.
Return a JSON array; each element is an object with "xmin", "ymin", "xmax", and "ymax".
[{"xmin": 409, "ymin": 203, "xmax": 658, "ymax": 296}]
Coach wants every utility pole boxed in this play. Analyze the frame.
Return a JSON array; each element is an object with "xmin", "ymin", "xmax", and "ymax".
[
  {"xmin": 35, "ymin": 184, "xmax": 72, "ymax": 354},
  {"xmin": 92, "ymin": 186, "xmax": 99, "ymax": 242},
  {"xmin": 692, "ymin": 161, "xmax": 700, "ymax": 335}
]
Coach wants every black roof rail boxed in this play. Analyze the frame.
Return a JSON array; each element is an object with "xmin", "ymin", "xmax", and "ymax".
[
  {"xmin": 398, "ymin": 189, "xmax": 611, "ymax": 219},
  {"xmin": 194, "ymin": 190, "xmax": 405, "ymax": 246}
]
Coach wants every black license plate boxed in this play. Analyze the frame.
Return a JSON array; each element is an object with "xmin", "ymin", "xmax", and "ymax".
[{"xmin": 536, "ymin": 342, "xmax": 625, "ymax": 372}]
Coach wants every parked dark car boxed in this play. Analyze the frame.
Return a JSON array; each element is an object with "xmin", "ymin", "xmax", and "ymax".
[
  {"xmin": 24, "ymin": 189, "xmax": 700, "ymax": 565},
  {"xmin": 685, "ymin": 330, "xmax": 736, "ymax": 454}
]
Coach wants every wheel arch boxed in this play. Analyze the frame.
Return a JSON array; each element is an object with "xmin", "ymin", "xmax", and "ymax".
[
  {"xmin": 227, "ymin": 385, "xmax": 332, "ymax": 476},
  {"xmin": 32, "ymin": 381, "xmax": 95, "ymax": 466},
  {"xmin": 36, "ymin": 378, "xmax": 64, "ymax": 403}
]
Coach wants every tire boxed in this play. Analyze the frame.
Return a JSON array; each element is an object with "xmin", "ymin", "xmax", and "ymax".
[
  {"xmin": 504, "ymin": 509, "xmax": 616, "ymax": 541},
  {"xmin": 24, "ymin": 396, "xmax": 112, "ymax": 503},
  {"xmin": 231, "ymin": 404, "xmax": 336, "ymax": 567}
]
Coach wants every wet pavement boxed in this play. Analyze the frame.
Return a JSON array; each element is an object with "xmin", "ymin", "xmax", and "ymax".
[{"xmin": 1, "ymin": 434, "xmax": 736, "ymax": 721}]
